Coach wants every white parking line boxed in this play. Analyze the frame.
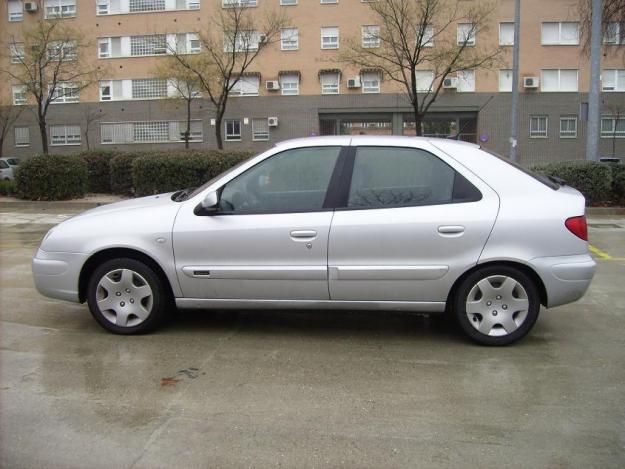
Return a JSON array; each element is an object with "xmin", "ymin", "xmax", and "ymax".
[{"xmin": 0, "ymin": 212, "xmax": 73, "ymax": 225}]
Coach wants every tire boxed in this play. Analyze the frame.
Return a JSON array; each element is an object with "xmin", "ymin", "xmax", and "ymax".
[
  {"xmin": 453, "ymin": 265, "xmax": 540, "ymax": 346},
  {"xmin": 86, "ymin": 258, "xmax": 169, "ymax": 334}
]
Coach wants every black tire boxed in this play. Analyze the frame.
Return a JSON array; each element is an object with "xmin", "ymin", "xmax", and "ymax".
[
  {"xmin": 87, "ymin": 257, "xmax": 169, "ymax": 334},
  {"xmin": 453, "ymin": 265, "xmax": 540, "ymax": 346}
]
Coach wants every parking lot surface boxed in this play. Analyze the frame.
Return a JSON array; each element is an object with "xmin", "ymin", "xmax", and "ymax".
[{"xmin": 1, "ymin": 206, "xmax": 624, "ymax": 468}]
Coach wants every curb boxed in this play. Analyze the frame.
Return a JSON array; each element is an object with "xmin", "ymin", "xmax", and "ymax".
[{"xmin": 586, "ymin": 207, "xmax": 625, "ymax": 216}]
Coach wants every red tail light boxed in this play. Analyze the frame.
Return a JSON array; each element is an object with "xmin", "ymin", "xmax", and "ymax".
[{"xmin": 565, "ymin": 216, "xmax": 588, "ymax": 241}]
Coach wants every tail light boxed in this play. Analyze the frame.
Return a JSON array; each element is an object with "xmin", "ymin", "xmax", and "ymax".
[{"xmin": 565, "ymin": 216, "xmax": 588, "ymax": 241}]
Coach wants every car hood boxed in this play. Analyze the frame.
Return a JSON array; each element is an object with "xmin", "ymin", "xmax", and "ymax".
[{"xmin": 71, "ymin": 193, "xmax": 178, "ymax": 220}]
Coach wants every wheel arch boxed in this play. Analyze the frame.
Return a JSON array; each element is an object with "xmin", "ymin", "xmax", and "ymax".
[
  {"xmin": 78, "ymin": 247, "xmax": 175, "ymax": 304},
  {"xmin": 446, "ymin": 260, "xmax": 548, "ymax": 311}
]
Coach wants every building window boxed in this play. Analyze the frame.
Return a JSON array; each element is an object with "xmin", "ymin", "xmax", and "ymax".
[
  {"xmin": 224, "ymin": 30, "xmax": 260, "ymax": 52},
  {"xmin": 457, "ymin": 69, "xmax": 475, "ymax": 92},
  {"xmin": 129, "ymin": 0, "xmax": 166, "ymax": 12},
  {"xmin": 320, "ymin": 0, "xmax": 337, "ymax": 3},
  {"xmin": 541, "ymin": 22, "xmax": 579, "ymax": 45},
  {"xmin": 48, "ymin": 41, "xmax": 77, "ymax": 61},
  {"xmin": 222, "ymin": 0, "xmax": 257, "ymax": 7},
  {"xmin": 321, "ymin": 27, "xmax": 339, "ymax": 49},
  {"xmin": 225, "ymin": 119, "xmax": 242, "ymax": 141},
  {"xmin": 499, "ymin": 69, "xmax": 513, "ymax": 92},
  {"xmin": 50, "ymin": 82, "xmax": 80, "ymax": 103},
  {"xmin": 281, "ymin": 28, "xmax": 299, "ymax": 50},
  {"xmin": 541, "ymin": 69, "xmax": 578, "ymax": 92},
  {"xmin": 12, "ymin": 85, "xmax": 26, "ymax": 106},
  {"xmin": 415, "ymin": 70, "xmax": 434, "ymax": 91},
  {"xmin": 50, "ymin": 125, "xmax": 81, "ymax": 146},
  {"xmin": 99, "ymin": 81, "xmax": 112, "ymax": 101},
  {"xmin": 559, "ymin": 117, "xmax": 577, "ymax": 138},
  {"xmin": 361, "ymin": 72, "xmax": 380, "ymax": 93},
  {"xmin": 100, "ymin": 120, "xmax": 202, "ymax": 144},
  {"xmin": 10, "ymin": 43, "xmax": 25, "ymax": 64},
  {"xmin": 229, "ymin": 76, "xmax": 260, "ymax": 97},
  {"xmin": 457, "ymin": 23, "xmax": 476, "ymax": 46},
  {"xmin": 280, "ymin": 74, "xmax": 299, "ymax": 95},
  {"xmin": 602, "ymin": 69, "xmax": 625, "ymax": 92},
  {"xmin": 420, "ymin": 24, "xmax": 434, "ymax": 47},
  {"xmin": 44, "ymin": 0, "xmax": 77, "ymax": 18},
  {"xmin": 362, "ymin": 25, "xmax": 380, "ymax": 48},
  {"xmin": 252, "ymin": 118, "xmax": 269, "ymax": 141},
  {"xmin": 187, "ymin": 33, "xmax": 201, "ymax": 53},
  {"xmin": 14, "ymin": 127, "xmax": 30, "ymax": 147},
  {"xmin": 601, "ymin": 116, "xmax": 625, "ymax": 138},
  {"xmin": 8, "ymin": 0, "xmax": 23, "ymax": 22},
  {"xmin": 604, "ymin": 22, "xmax": 625, "ymax": 44},
  {"xmin": 98, "ymin": 38, "xmax": 111, "ymax": 58},
  {"xmin": 97, "ymin": 0, "xmax": 109, "ymax": 15},
  {"xmin": 131, "ymin": 34, "xmax": 168, "ymax": 56},
  {"xmin": 499, "ymin": 22, "xmax": 514, "ymax": 46},
  {"xmin": 530, "ymin": 116, "xmax": 548, "ymax": 138},
  {"xmin": 320, "ymin": 72, "xmax": 340, "ymax": 94},
  {"xmin": 280, "ymin": 0, "xmax": 297, "ymax": 4},
  {"xmin": 131, "ymin": 79, "xmax": 168, "ymax": 99}
]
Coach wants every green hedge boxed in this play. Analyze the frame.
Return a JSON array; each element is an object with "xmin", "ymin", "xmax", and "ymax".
[
  {"xmin": 132, "ymin": 150, "xmax": 253, "ymax": 196},
  {"xmin": 73, "ymin": 150, "xmax": 119, "ymax": 193},
  {"xmin": 110, "ymin": 152, "xmax": 142, "ymax": 195},
  {"xmin": 0, "ymin": 179, "xmax": 16, "ymax": 196},
  {"xmin": 15, "ymin": 155, "xmax": 87, "ymax": 200},
  {"xmin": 531, "ymin": 161, "xmax": 620, "ymax": 206}
]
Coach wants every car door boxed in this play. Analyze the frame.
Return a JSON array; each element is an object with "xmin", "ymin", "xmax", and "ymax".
[
  {"xmin": 328, "ymin": 144, "xmax": 499, "ymax": 304},
  {"xmin": 173, "ymin": 145, "xmax": 345, "ymax": 301}
]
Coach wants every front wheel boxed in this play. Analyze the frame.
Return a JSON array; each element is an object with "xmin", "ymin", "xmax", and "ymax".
[
  {"xmin": 454, "ymin": 266, "xmax": 540, "ymax": 346},
  {"xmin": 87, "ymin": 258, "xmax": 168, "ymax": 334}
]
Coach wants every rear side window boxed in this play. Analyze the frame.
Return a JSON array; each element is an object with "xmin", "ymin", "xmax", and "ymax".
[
  {"xmin": 483, "ymin": 148, "xmax": 560, "ymax": 190},
  {"xmin": 347, "ymin": 146, "xmax": 481, "ymax": 209}
]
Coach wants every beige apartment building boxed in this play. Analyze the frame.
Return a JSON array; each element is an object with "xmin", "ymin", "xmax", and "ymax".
[{"xmin": 1, "ymin": 0, "xmax": 624, "ymax": 164}]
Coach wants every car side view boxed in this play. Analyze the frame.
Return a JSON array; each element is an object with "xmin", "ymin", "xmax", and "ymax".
[{"xmin": 32, "ymin": 136, "xmax": 596, "ymax": 345}]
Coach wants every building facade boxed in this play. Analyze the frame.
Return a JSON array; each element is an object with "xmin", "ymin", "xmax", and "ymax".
[{"xmin": 1, "ymin": 0, "xmax": 625, "ymax": 166}]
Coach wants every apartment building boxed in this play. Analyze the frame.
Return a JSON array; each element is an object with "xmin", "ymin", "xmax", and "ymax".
[{"xmin": 1, "ymin": 0, "xmax": 624, "ymax": 164}]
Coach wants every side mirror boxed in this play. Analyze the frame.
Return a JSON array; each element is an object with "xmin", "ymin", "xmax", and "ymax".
[{"xmin": 194, "ymin": 191, "xmax": 219, "ymax": 216}]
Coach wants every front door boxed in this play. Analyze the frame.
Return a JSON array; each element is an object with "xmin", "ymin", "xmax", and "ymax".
[
  {"xmin": 328, "ymin": 145, "xmax": 499, "ymax": 303},
  {"xmin": 173, "ymin": 146, "xmax": 343, "ymax": 300}
]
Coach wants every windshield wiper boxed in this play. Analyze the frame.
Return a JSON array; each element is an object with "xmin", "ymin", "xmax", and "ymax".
[{"xmin": 171, "ymin": 187, "xmax": 196, "ymax": 202}]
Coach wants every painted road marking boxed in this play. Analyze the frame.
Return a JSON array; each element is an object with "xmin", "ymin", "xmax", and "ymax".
[{"xmin": 589, "ymin": 244, "xmax": 613, "ymax": 260}]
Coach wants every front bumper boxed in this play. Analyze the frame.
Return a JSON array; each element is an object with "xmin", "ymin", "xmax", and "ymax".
[
  {"xmin": 32, "ymin": 249, "xmax": 88, "ymax": 303},
  {"xmin": 530, "ymin": 254, "xmax": 596, "ymax": 308}
]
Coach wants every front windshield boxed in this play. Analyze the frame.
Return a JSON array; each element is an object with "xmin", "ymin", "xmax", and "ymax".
[
  {"xmin": 7, "ymin": 158, "xmax": 19, "ymax": 165},
  {"xmin": 185, "ymin": 154, "xmax": 256, "ymax": 200}
]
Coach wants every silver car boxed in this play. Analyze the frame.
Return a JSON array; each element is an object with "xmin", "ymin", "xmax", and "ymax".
[{"xmin": 32, "ymin": 136, "xmax": 596, "ymax": 345}]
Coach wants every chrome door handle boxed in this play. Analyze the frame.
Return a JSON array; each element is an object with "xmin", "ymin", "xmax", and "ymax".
[
  {"xmin": 438, "ymin": 225, "xmax": 465, "ymax": 235},
  {"xmin": 290, "ymin": 230, "xmax": 317, "ymax": 239}
]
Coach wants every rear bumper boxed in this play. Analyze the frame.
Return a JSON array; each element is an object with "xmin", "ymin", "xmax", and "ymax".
[
  {"xmin": 529, "ymin": 254, "xmax": 596, "ymax": 308},
  {"xmin": 32, "ymin": 249, "xmax": 87, "ymax": 303}
]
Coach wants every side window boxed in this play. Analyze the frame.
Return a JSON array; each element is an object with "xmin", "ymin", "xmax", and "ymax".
[
  {"xmin": 347, "ymin": 146, "xmax": 480, "ymax": 209},
  {"xmin": 219, "ymin": 146, "xmax": 342, "ymax": 214}
]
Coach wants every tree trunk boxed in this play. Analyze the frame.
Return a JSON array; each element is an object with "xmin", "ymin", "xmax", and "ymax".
[
  {"xmin": 413, "ymin": 109, "xmax": 423, "ymax": 136},
  {"xmin": 214, "ymin": 115, "xmax": 223, "ymax": 150},
  {"xmin": 38, "ymin": 117, "xmax": 49, "ymax": 155},
  {"xmin": 185, "ymin": 97, "xmax": 191, "ymax": 150},
  {"xmin": 85, "ymin": 127, "xmax": 90, "ymax": 150},
  {"xmin": 0, "ymin": 137, "xmax": 4, "ymax": 158}
]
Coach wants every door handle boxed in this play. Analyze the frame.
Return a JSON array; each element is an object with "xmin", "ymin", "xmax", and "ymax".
[
  {"xmin": 438, "ymin": 225, "xmax": 465, "ymax": 235},
  {"xmin": 290, "ymin": 230, "xmax": 317, "ymax": 239}
]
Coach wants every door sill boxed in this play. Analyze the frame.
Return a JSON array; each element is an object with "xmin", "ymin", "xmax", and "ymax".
[{"xmin": 175, "ymin": 298, "xmax": 446, "ymax": 313}]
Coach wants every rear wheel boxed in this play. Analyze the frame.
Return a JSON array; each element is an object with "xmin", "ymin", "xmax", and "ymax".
[
  {"xmin": 87, "ymin": 258, "xmax": 168, "ymax": 334},
  {"xmin": 454, "ymin": 265, "xmax": 540, "ymax": 346}
]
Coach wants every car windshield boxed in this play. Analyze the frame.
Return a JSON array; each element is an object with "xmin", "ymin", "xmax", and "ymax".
[
  {"xmin": 0, "ymin": 161, "xmax": 9, "ymax": 169},
  {"xmin": 481, "ymin": 148, "xmax": 561, "ymax": 190},
  {"xmin": 7, "ymin": 158, "xmax": 19, "ymax": 165},
  {"xmin": 172, "ymin": 155, "xmax": 256, "ymax": 202}
]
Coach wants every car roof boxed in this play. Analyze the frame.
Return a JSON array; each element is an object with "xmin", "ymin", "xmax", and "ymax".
[{"xmin": 274, "ymin": 135, "xmax": 480, "ymax": 149}]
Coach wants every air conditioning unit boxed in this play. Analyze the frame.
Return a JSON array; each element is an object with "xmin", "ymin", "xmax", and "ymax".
[
  {"xmin": 443, "ymin": 77, "xmax": 458, "ymax": 89},
  {"xmin": 267, "ymin": 116, "xmax": 279, "ymax": 127},
  {"xmin": 265, "ymin": 80, "xmax": 280, "ymax": 91},
  {"xmin": 347, "ymin": 77, "xmax": 361, "ymax": 88},
  {"xmin": 24, "ymin": 2, "xmax": 38, "ymax": 12},
  {"xmin": 524, "ymin": 77, "xmax": 539, "ymax": 88}
]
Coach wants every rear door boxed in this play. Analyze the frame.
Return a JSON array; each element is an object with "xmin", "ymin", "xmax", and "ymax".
[{"xmin": 328, "ymin": 144, "xmax": 499, "ymax": 303}]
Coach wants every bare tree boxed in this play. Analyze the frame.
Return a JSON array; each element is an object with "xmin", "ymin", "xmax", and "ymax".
[
  {"xmin": 154, "ymin": 60, "xmax": 201, "ymax": 149},
  {"xmin": 580, "ymin": 0, "xmax": 625, "ymax": 59},
  {"xmin": 0, "ymin": 105, "xmax": 24, "ymax": 159},
  {"xmin": 1, "ymin": 19, "xmax": 102, "ymax": 155},
  {"xmin": 340, "ymin": 0, "xmax": 500, "ymax": 136},
  {"xmin": 167, "ymin": 3, "xmax": 287, "ymax": 149},
  {"xmin": 83, "ymin": 105, "xmax": 106, "ymax": 151}
]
